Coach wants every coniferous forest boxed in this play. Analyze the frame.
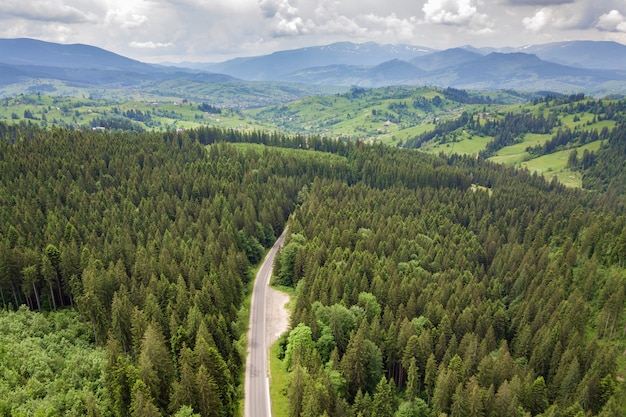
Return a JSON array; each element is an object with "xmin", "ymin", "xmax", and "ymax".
[{"xmin": 0, "ymin": 121, "xmax": 625, "ymax": 416}]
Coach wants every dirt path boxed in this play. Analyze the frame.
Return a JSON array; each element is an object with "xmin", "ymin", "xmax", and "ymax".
[{"xmin": 265, "ymin": 286, "xmax": 290, "ymax": 348}]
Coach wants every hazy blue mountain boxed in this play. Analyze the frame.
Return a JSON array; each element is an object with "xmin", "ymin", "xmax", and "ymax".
[
  {"xmin": 200, "ymin": 39, "xmax": 626, "ymax": 93},
  {"xmin": 444, "ymin": 52, "xmax": 616, "ymax": 89},
  {"xmin": 285, "ymin": 51, "xmax": 626, "ymax": 93},
  {"xmin": 412, "ymin": 48, "xmax": 482, "ymax": 71},
  {"xmin": 0, "ymin": 38, "xmax": 157, "ymax": 72},
  {"xmin": 0, "ymin": 38, "xmax": 242, "ymax": 89},
  {"xmin": 285, "ymin": 64, "xmax": 370, "ymax": 86},
  {"xmin": 206, "ymin": 42, "xmax": 434, "ymax": 80},
  {"xmin": 286, "ymin": 59, "xmax": 427, "ymax": 87},
  {"xmin": 368, "ymin": 59, "xmax": 426, "ymax": 82},
  {"xmin": 2, "ymin": 38, "xmax": 626, "ymax": 97},
  {"xmin": 0, "ymin": 64, "xmax": 26, "ymax": 85},
  {"xmin": 510, "ymin": 41, "xmax": 626, "ymax": 71}
]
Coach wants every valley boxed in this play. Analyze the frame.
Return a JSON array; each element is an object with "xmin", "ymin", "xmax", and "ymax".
[{"xmin": 3, "ymin": 86, "xmax": 624, "ymax": 190}]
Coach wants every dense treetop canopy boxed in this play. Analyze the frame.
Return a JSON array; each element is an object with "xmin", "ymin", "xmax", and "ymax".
[{"xmin": 0, "ymin": 121, "xmax": 624, "ymax": 416}]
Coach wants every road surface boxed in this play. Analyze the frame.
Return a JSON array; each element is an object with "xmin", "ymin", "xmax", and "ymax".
[{"xmin": 244, "ymin": 229, "xmax": 288, "ymax": 417}]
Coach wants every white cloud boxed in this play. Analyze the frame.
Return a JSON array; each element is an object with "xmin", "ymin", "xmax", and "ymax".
[
  {"xmin": 129, "ymin": 41, "xmax": 174, "ymax": 48},
  {"xmin": 422, "ymin": 0, "xmax": 493, "ymax": 33},
  {"xmin": 522, "ymin": 7, "xmax": 551, "ymax": 31},
  {"xmin": 522, "ymin": 6, "xmax": 581, "ymax": 31},
  {"xmin": 597, "ymin": 10, "xmax": 626, "ymax": 33},
  {"xmin": 423, "ymin": 0, "xmax": 478, "ymax": 25},
  {"xmin": 259, "ymin": 0, "xmax": 312, "ymax": 37},
  {"xmin": 102, "ymin": 0, "xmax": 154, "ymax": 29},
  {"xmin": 359, "ymin": 13, "xmax": 418, "ymax": 41},
  {"xmin": 106, "ymin": 11, "xmax": 148, "ymax": 29},
  {"xmin": 507, "ymin": 0, "xmax": 573, "ymax": 5},
  {"xmin": 272, "ymin": 15, "xmax": 309, "ymax": 36},
  {"xmin": 257, "ymin": 0, "xmax": 421, "ymax": 41},
  {"xmin": 258, "ymin": 0, "xmax": 279, "ymax": 18}
]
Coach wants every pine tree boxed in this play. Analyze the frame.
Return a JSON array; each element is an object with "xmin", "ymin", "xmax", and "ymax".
[
  {"xmin": 130, "ymin": 380, "xmax": 163, "ymax": 417},
  {"xmin": 138, "ymin": 322, "xmax": 174, "ymax": 411},
  {"xmin": 196, "ymin": 365, "xmax": 222, "ymax": 417},
  {"xmin": 405, "ymin": 357, "xmax": 420, "ymax": 401},
  {"xmin": 372, "ymin": 377, "xmax": 396, "ymax": 417}
]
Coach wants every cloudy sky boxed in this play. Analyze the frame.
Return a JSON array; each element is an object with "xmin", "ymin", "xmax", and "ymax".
[{"xmin": 1, "ymin": 0, "xmax": 626, "ymax": 63}]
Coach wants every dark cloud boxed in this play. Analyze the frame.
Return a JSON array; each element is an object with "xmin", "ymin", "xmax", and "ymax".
[{"xmin": 0, "ymin": 1, "xmax": 95, "ymax": 24}]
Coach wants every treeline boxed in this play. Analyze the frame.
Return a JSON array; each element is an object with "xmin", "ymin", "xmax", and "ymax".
[
  {"xmin": 91, "ymin": 115, "xmax": 146, "ymax": 132},
  {"xmin": 198, "ymin": 103, "xmax": 222, "ymax": 114},
  {"xmin": 404, "ymin": 96, "xmax": 626, "ymax": 157},
  {"xmin": 441, "ymin": 87, "xmax": 495, "ymax": 105},
  {"xmin": 403, "ymin": 111, "xmax": 559, "ymax": 154},
  {"xmin": 527, "ymin": 126, "xmax": 611, "ymax": 158},
  {"xmin": 579, "ymin": 123, "xmax": 626, "ymax": 199},
  {"xmin": 273, "ymin": 150, "xmax": 626, "ymax": 415}
]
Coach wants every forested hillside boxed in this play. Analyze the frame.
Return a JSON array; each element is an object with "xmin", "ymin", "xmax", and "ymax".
[
  {"xmin": 0, "ymin": 122, "xmax": 625, "ymax": 416},
  {"xmin": 0, "ymin": 124, "xmax": 350, "ymax": 416},
  {"xmin": 578, "ymin": 123, "xmax": 626, "ymax": 201},
  {"xmin": 272, "ymin": 149, "xmax": 626, "ymax": 416}
]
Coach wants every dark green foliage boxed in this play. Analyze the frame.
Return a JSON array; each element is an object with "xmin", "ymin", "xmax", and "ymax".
[
  {"xmin": 580, "ymin": 123, "xmax": 626, "ymax": 201},
  {"xmin": 274, "ymin": 139, "xmax": 626, "ymax": 416},
  {"xmin": 1, "ymin": 119, "xmax": 625, "ymax": 417},
  {"xmin": 0, "ymin": 123, "xmax": 355, "ymax": 415},
  {"xmin": 198, "ymin": 103, "xmax": 222, "ymax": 114}
]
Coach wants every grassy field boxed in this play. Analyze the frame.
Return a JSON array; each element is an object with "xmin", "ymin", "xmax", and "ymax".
[
  {"xmin": 520, "ymin": 140, "xmax": 603, "ymax": 187},
  {"xmin": 0, "ymin": 94, "xmax": 270, "ymax": 132},
  {"xmin": 420, "ymin": 132, "xmax": 493, "ymax": 156},
  {"xmin": 246, "ymin": 86, "xmax": 514, "ymax": 142}
]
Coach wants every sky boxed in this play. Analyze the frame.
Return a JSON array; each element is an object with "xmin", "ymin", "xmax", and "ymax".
[{"xmin": 1, "ymin": 0, "xmax": 626, "ymax": 63}]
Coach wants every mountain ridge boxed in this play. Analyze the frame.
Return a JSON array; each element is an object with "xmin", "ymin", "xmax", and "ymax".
[{"xmin": 2, "ymin": 38, "xmax": 626, "ymax": 96}]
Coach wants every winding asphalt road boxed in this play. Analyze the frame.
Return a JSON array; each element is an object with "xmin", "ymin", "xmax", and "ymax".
[{"xmin": 244, "ymin": 229, "xmax": 287, "ymax": 417}]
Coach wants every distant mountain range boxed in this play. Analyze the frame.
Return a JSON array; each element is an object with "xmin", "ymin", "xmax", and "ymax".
[
  {"xmin": 201, "ymin": 41, "xmax": 626, "ymax": 94},
  {"xmin": 0, "ymin": 38, "xmax": 234, "ymax": 87},
  {"xmin": 1, "ymin": 38, "xmax": 626, "ymax": 97},
  {"xmin": 198, "ymin": 42, "xmax": 435, "ymax": 80}
]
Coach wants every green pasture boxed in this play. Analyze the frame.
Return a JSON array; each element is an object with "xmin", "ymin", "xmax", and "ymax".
[
  {"xmin": 519, "ymin": 140, "xmax": 603, "ymax": 187},
  {"xmin": 420, "ymin": 133, "xmax": 493, "ymax": 156},
  {"xmin": 0, "ymin": 94, "xmax": 268, "ymax": 132},
  {"xmin": 489, "ymin": 133, "xmax": 552, "ymax": 165}
]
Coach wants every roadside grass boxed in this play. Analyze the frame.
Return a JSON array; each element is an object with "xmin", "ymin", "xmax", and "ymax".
[
  {"xmin": 268, "ymin": 285, "xmax": 294, "ymax": 417},
  {"xmin": 269, "ymin": 341, "xmax": 290, "ymax": 417}
]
